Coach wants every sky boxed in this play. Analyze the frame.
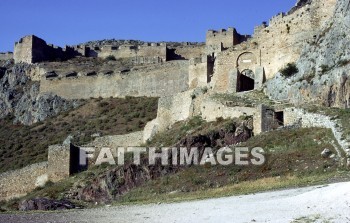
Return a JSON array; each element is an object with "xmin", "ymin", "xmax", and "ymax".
[{"xmin": 0, "ymin": 0, "xmax": 295, "ymax": 52}]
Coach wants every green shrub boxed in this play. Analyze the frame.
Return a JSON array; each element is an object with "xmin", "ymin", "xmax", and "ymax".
[
  {"xmin": 338, "ymin": 59, "xmax": 350, "ymax": 67},
  {"xmin": 280, "ymin": 63, "xmax": 298, "ymax": 78},
  {"xmin": 105, "ymin": 55, "xmax": 117, "ymax": 61},
  {"xmin": 286, "ymin": 24, "xmax": 291, "ymax": 34},
  {"xmin": 201, "ymin": 86, "xmax": 208, "ymax": 94},
  {"xmin": 320, "ymin": 64, "xmax": 330, "ymax": 74},
  {"xmin": 98, "ymin": 101, "xmax": 109, "ymax": 107}
]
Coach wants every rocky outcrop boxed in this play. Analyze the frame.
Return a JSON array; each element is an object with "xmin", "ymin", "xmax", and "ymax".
[
  {"xmin": 76, "ymin": 161, "xmax": 176, "ymax": 203},
  {"xmin": 19, "ymin": 198, "xmax": 75, "ymax": 211},
  {"xmin": 72, "ymin": 119, "xmax": 252, "ymax": 203},
  {"xmin": 0, "ymin": 63, "xmax": 29, "ymax": 119},
  {"xmin": 0, "ymin": 63, "xmax": 80, "ymax": 124},
  {"xmin": 266, "ymin": 0, "xmax": 350, "ymax": 108},
  {"xmin": 13, "ymin": 83, "xmax": 80, "ymax": 125}
]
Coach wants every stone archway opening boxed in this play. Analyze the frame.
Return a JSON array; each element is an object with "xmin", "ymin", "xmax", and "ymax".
[{"xmin": 237, "ymin": 69, "xmax": 255, "ymax": 92}]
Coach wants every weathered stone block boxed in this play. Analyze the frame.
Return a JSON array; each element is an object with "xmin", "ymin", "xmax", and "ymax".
[{"xmin": 47, "ymin": 144, "xmax": 71, "ymax": 182}]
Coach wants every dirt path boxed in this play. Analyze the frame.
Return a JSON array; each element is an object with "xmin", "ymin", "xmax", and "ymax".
[{"xmin": 1, "ymin": 182, "xmax": 350, "ymax": 223}]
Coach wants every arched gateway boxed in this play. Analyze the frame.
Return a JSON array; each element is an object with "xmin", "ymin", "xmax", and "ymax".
[
  {"xmin": 236, "ymin": 52, "xmax": 257, "ymax": 92},
  {"xmin": 237, "ymin": 69, "xmax": 255, "ymax": 92}
]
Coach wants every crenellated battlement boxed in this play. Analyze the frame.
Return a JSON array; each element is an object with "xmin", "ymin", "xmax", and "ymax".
[
  {"xmin": 268, "ymin": 12, "xmax": 286, "ymax": 26},
  {"xmin": 91, "ymin": 42, "xmax": 167, "ymax": 64},
  {"xmin": 14, "ymin": 35, "xmax": 84, "ymax": 64},
  {"xmin": 39, "ymin": 60, "xmax": 190, "ymax": 99},
  {"xmin": 11, "ymin": 35, "xmax": 205, "ymax": 65},
  {"xmin": 0, "ymin": 52, "xmax": 13, "ymax": 61},
  {"xmin": 8, "ymin": 0, "xmax": 338, "ymax": 98},
  {"xmin": 206, "ymin": 27, "xmax": 250, "ymax": 55},
  {"xmin": 209, "ymin": 0, "xmax": 336, "ymax": 93}
]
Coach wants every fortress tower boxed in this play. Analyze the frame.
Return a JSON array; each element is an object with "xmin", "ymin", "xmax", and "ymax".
[
  {"xmin": 205, "ymin": 27, "xmax": 249, "ymax": 55},
  {"xmin": 14, "ymin": 35, "xmax": 78, "ymax": 64}
]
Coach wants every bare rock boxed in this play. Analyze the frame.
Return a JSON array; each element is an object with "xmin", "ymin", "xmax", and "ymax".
[
  {"xmin": 266, "ymin": 0, "xmax": 350, "ymax": 109},
  {"xmin": 19, "ymin": 198, "xmax": 75, "ymax": 211},
  {"xmin": 321, "ymin": 148, "xmax": 332, "ymax": 158},
  {"xmin": 0, "ymin": 63, "xmax": 81, "ymax": 125},
  {"xmin": 74, "ymin": 119, "xmax": 252, "ymax": 203}
]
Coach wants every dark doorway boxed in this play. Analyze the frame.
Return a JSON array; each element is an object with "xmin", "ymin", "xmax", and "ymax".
[
  {"xmin": 207, "ymin": 56, "xmax": 215, "ymax": 83},
  {"xmin": 70, "ymin": 144, "xmax": 88, "ymax": 174},
  {"xmin": 237, "ymin": 71, "xmax": 255, "ymax": 92},
  {"xmin": 274, "ymin": 111, "xmax": 284, "ymax": 126}
]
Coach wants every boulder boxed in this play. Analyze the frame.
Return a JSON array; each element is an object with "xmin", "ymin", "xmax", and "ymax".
[{"xmin": 321, "ymin": 148, "xmax": 332, "ymax": 158}]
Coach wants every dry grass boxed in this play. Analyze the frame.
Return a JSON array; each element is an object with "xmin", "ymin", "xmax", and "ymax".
[
  {"xmin": 0, "ymin": 97, "xmax": 158, "ymax": 173},
  {"xmin": 118, "ymin": 127, "xmax": 347, "ymax": 204},
  {"xmin": 116, "ymin": 171, "xmax": 349, "ymax": 205},
  {"xmin": 211, "ymin": 90, "xmax": 275, "ymax": 107},
  {"xmin": 1, "ymin": 123, "xmax": 348, "ymax": 211},
  {"xmin": 304, "ymin": 105, "xmax": 350, "ymax": 138},
  {"xmin": 146, "ymin": 116, "xmax": 244, "ymax": 147}
]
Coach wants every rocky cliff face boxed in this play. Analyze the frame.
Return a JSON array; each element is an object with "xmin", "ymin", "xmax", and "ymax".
[
  {"xmin": 266, "ymin": 0, "xmax": 350, "ymax": 108},
  {"xmin": 0, "ymin": 61, "xmax": 80, "ymax": 125}
]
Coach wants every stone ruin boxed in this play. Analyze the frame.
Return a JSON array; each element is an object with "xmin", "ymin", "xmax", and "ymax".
[
  {"xmin": 13, "ymin": 35, "xmax": 81, "ymax": 64},
  {"xmin": 1, "ymin": 0, "xmax": 347, "ymax": 201},
  {"xmin": 0, "ymin": 143, "xmax": 86, "ymax": 201},
  {"xmin": 6, "ymin": 0, "xmax": 335, "ymax": 97},
  {"xmin": 11, "ymin": 35, "xmax": 205, "ymax": 65}
]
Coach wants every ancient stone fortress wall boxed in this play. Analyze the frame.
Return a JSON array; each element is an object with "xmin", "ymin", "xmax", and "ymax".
[
  {"xmin": 253, "ymin": 0, "xmax": 336, "ymax": 79},
  {"xmin": 144, "ymin": 89, "xmax": 208, "ymax": 141},
  {"xmin": 95, "ymin": 43, "xmax": 167, "ymax": 64},
  {"xmin": 0, "ymin": 52, "xmax": 13, "ymax": 61},
  {"xmin": 167, "ymin": 44, "xmax": 205, "ymax": 60},
  {"xmin": 40, "ymin": 60, "xmax": 189, "ymax": 99},
  {"xmin": 189, "ymin": 97, "xmax": 281, "ymax": 136},
  {"xmin": 200, "ymin": 98, "xmax": 256, "ymax": 122},
  {"xmin": 0, "ymin": 162, "xmax": 48, "ymax": 201},
  {"xmin": 47, "ymin": 144, "xmax": 72, "ymax": 183},
  {"xmin": 0, "ymin": 143, "xmax": 86, "ymax": 201},
  {"xmin": 143, "ymin": 89, "xmax": 272, "ymax": 141},
  {"xmin": 135, "ymin": 44, "xmax": 167, "ymax": 64},
  {"xmin": 211, "ymin": 47, "xmax": 264, "ymax": 93},
  {"xmin": 206, "ymin": 28, "xmax": 250, "ymax": 54},
  {"xmin": 14, "ymin": 36, "xmax": 33, "ymax": 63},
  {"xmin": 188, "ymin": 55, "xmax": 214, "ymax": 89},
  {"xmin": 11, "ymin": 34, "xmax": 204, "ymax": 67},
  {"xmin": 88, "ymin": 42, "xmax": 204, "ymax": 63},
  {"xmin": 284, "ymin": 107, "xmax": 350, "ymax": 158},
  {"xmin": 84, "ymin": 131, "xmax": 144, "ymax": 161},
  {"xmin": 209, "ymin": 0, "xmax": 336, "ymax": 94},
  {"xmin": 87, "ymin": 131, "xmax": 143, "ymax": 149},
  {"xmin": 14, "ymin": 35, "xmax": 81, "ymax": 64},
  {"xmin": 3, "ymin": 101, "xmax": 349, "ymax": 201}
]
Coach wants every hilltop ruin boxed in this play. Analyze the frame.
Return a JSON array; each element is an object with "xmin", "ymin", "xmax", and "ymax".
[
  {"xmin": 1, "ymin": 0, "xmax": 349, "ymax": 202},
  {"xmin": 1, "ymin": 0, "xmax": 334, "ymax": 99}
]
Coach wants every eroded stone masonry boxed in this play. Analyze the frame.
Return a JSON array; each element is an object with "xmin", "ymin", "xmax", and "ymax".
[
  {"xmin": 1, "ymin": 0, "xmax": 334, "ymax": 99},
  {"xmin": 0, "ymin": 0, "xmax": 347, "ymax": 201}
]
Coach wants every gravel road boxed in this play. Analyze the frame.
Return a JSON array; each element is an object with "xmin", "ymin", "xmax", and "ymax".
[{"xmin": 1, "ymin": 182, "xmax": 349, "ymax": 223}]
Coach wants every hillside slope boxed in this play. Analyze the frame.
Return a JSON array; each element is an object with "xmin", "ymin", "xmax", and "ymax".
[{"xmin": 0, "ymin": 97, "xmax": 158, "ymax": 173}]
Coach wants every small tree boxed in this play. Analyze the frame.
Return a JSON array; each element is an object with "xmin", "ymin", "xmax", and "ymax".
[{"xmin": 280, "ymin": 63, "xmax": 298, "ymax": 78}]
